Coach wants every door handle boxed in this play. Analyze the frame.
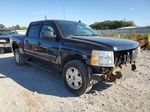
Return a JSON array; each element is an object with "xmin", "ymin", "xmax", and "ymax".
[{"xmin": 38, "ymin": 42, "xmax": 41, "ymax": 45}]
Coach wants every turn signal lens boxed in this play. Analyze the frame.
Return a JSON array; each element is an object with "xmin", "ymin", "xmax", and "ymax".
[{"xmin": 91, "ymin": 59, "xmax": 97, "ymax": 65}]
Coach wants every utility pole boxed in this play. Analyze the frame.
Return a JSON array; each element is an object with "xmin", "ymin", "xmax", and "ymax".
[{"xmin": 62, "ymin": 0, "xmax": 66, "ymax": 19}]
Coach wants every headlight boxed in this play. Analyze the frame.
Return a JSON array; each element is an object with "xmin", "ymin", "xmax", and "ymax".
[
  {"xmin": 0, "ymin": 39, "xmax": 7, "ymax": 43},
  {"xmin": 91, "ymin": 50, "xmax": 114, "ymax": 67}
]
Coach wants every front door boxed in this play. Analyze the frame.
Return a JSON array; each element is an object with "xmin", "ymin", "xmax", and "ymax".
[{"xmin": 36, "ymin": 23, "xmax": 60, "ymax": 64}]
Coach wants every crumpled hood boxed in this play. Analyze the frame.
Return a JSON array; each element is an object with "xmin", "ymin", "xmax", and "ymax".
[{"xmin": 72, "ymin": 36, "xmax": 139, "ymax": 51}]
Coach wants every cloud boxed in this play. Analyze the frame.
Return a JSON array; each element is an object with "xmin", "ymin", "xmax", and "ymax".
[{"xmin": 131, "ymin": 8, "xmax": 135, "ymax": 10}]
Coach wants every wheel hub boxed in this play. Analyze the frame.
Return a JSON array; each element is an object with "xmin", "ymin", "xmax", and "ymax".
[{"xmin": 66, "ymin": 67, "xmax": 82, "ymax": 90}]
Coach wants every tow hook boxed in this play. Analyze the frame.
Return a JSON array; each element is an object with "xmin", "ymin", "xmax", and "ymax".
[
  {"xmin": 107, "ymin": 72, "xmax": 122, "ymax": 82},
  {"xmin": 91, "ymin": 71, "xmax": 123, "ymax": 83},
  {"xmin": 131, "ymin": 64, "xmax": 136, "ymax": 71},
  {"xmin": 102, "ymin": 67, "xmax": 123, "ymax": 82}
]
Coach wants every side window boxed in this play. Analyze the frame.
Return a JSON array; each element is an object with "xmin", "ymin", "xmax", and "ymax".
[
  {"xmin": 40, "ymin": 24, "xmax": 55, "ymax": 38},
  {"xmin": 28, "ymin": 25, "xmax": 40, "ymax": 38}
]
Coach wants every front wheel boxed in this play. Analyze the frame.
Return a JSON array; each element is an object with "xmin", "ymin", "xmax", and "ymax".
[
  {"xmin": 63, "ymin": 60, "xmax": 92, "ymax": 96},
  {"xmin": 14, "ymin": 49, "xmax": 26, "ymax": 66}
]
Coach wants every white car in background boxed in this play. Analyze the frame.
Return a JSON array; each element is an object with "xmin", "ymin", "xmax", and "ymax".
[{"xmin": 0, "ymin": 29, "xmax": 18, "ymax": 53}]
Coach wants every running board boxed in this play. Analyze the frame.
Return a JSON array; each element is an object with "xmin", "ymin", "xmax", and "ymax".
[{"xmin": 26, "ymin": 60, "xmax": 60, "ymax": 76}]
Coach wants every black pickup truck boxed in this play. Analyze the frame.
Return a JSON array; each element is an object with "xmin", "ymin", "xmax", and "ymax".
[{"xmin": 11, "ymin": 20, "xmax": 140, "ymax": 95}]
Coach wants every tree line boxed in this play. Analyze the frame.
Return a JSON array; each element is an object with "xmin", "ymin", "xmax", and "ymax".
[
  {"xmin": 0, "ymin": 24, "xmax": 27, "ymax": 30},
  {"xmin": 89, "ymin": 20, "xmax": 135, "ymax": 30}
]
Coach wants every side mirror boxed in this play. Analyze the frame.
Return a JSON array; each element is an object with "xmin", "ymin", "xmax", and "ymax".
[{"xmin": 42, "ymin": 31, "xmax": 56, "ymax": 38}]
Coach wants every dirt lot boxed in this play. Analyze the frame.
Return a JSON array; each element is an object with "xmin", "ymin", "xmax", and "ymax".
[{"xmin": 0, "ymin": 52, "xmax": 150, "ymax": 112}]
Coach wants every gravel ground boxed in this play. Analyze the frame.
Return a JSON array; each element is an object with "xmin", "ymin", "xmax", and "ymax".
[{"xmin": 0, "ymin": 52, "xmax": 150, "ymax": 112}]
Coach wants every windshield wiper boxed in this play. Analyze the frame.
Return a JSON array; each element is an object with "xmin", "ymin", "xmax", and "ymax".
[
  {"xmin": 66, "ymin": 34, "xmax": 98, "ymax": 38},
  {"xmin": 74, "ymin": 34, "xmax": 98, "ymax": 36},
  {"xmin": 74, "ymin": 34, "xmax": 88, "ymax": 36},
  {"xmin": 91, "ymin": 34, "xmax": 98, "ymax": 36}
]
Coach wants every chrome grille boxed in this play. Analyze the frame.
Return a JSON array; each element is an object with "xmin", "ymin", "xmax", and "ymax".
[{"xmin": 114, "ymin": 48, "xmax": 137, "ymax": 67}]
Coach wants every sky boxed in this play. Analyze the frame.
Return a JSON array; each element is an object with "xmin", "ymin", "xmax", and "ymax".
[{"xmin": 0, "ymin": 0, "xmax": 150, "ymax": 27}]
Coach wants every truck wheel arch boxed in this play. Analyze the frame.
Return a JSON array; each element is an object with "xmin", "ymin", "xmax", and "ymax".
[
  {"xmin": 61, "ymin": 54, "xmax": 86, "ymax": 69},
  {"xmin": 12, "ymin": 43, "xmax": 19, "ymax": 52}
]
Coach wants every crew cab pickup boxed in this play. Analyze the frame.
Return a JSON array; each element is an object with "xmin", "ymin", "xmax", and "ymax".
[{"xmin": 11, "ymin": 20, "xmax": 140, "ymax": 95}]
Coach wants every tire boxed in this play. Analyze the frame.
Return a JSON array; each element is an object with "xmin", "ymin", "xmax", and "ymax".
[
  {"xmin": 14, "ymin": 49, "xmax": 26, "ymax": 66},
  {"xmin": 62, "ymin": 60, "xmax": 92, "ymax": 96},
  {"xmin": 0, "ymin": 48, "xmax": 4, "ymax": 54}
]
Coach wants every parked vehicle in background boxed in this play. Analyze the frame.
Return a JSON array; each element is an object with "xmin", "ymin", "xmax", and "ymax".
[
  {"xmin": 16, "ymin": 30, "xmax": 27, "ymax": 35},
  {"xmin": 0, "ymin": 29, "xmax": 18, "ymax": 53},
  {"xmin": 10, "ymin": 20, "xmax": 140, "ymax": 95}
]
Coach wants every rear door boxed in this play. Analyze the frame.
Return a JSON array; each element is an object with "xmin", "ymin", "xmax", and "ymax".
[{"xmin": 24, "ymin": 24, "xmax": 41, "ymax": 57}]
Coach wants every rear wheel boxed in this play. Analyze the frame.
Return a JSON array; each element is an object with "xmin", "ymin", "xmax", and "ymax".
[
  {"xmin": 0, "ymin": 48, "xmax": 4, "ymax": 54},
  {"xmin": 14, "ymin": 49, "xmax": 26, "ymax": 66},
  {"xmin": 63, "ymin": 60, "xmax": 92, "ymax": 95}
]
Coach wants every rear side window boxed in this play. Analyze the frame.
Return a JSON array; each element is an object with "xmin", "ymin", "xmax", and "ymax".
[{"xmin": 28, "ymin": 25, "xmax": 40, "ymax": 38}]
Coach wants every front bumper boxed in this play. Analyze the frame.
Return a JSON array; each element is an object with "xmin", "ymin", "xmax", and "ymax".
[
  {"xmin": 90, "ymin": 63, "xmax": 136, "ymax": 83},
  {"xmin": 0, "ymin": 43, "xmax": 11, "ymax": 48},
  {"xmin": 91, "ymin": 61, "xmax": 136, "ymax": 75}
]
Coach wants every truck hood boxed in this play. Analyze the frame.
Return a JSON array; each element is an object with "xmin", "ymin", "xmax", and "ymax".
[
  {"xmin": 0, "ymin": 35, "xmax": 11, "ymax": 39},
  {"xmin": 72, "ymin": 36, "xmax": 139, "ymax": 51}
]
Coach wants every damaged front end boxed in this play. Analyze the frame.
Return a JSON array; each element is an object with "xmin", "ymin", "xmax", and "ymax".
[
  {"xmin": 90, "ymin": 47, "xmax": 140, "ymax": 83},
  {"xmin": 114, "ymin": 47, "xmax": 140, "ymax": 71}
]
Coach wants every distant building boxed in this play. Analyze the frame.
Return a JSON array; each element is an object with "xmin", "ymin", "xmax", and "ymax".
[{"xmin": 118, "ymin": 26, "xmax": 150, "ymax": 29}]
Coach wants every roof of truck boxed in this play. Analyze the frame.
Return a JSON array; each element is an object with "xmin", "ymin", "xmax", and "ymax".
[{"xmin": 30, "ymin": 20, "xmax": 79, "ymax": 25}]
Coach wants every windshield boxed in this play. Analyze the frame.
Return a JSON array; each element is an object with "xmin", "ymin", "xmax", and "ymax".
[
  {"xmin": 0, "ymin": 30, "xmax": 18, "ymax": 36},
  {"xmin": 56, "ymin": 21, "xmax": 97, "ymax": 37}
]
